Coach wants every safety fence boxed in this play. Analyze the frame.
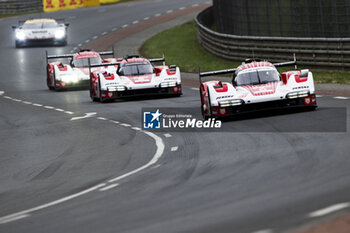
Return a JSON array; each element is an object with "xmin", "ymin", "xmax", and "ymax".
[
  {"xmin": 0, "ymin": 0, "xmax": 42, "ymax": 14},
  {"xmin": 0, "ymin": 0, "xmax": 120, "ymax": 14},
  {"xmin": 196, "ymin": 7, "xmax": 350, "ymax": 69}
]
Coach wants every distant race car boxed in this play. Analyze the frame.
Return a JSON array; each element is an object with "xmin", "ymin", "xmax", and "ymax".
[
  {"xmin": 46, "ymin": 49, "xmax": 117, "ymax": 91},
  {"xmin": 12, "ymin": 18, "xmax": 69, "ymax": 47},
  {"xmin": 89, "ymin": 55, "xmax": 182, "ymax": 102},
  {"xmin": 199, "ymin": 56, "xmax": 317, "ymax": 119}
]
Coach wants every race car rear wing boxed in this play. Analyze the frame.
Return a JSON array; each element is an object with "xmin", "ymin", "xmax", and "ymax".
[
  {"xmin": 198, "ymin": 68, "xmax": 236, "ymax": 84},
  {"xmin": 198, "ymin": 54, "xmax": 297, "ymax": 84},
  {"xmin": 149, "ymin": 53, "xmax": 165, "ymax": 66},
  {"xmin": 45, "ymin": 49, "xmax": 115, "ymax": 66},
  {"xmin": 273, "ymin": 53, "xmax": 297, "ymax": 69}
]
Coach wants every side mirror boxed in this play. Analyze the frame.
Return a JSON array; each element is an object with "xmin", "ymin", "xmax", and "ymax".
[
  {"xmin": 65, "ymin": 23, "xmax": 70, "ymax": 27},
  {"xmin": 12, "ymin": 26, "xmax": 17, "ymax": 30}
]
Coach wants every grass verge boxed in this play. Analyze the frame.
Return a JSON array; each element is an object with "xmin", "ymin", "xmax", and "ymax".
[{"xmin": 140, "ymin": 21, "xmax": 350, "ymax": 84}]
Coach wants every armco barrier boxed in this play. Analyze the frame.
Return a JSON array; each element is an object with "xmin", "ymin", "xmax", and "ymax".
[
  {"xmin": 0, "ymin": 0, "xmax": 42, "ymax": 14},
  {"xmin": 196, "ymin": 7, "xmax": 350, "ymax": 69}
]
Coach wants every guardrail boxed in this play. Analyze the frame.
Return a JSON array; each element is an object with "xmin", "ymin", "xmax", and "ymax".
[
  {"xmin": 0, "ymin": 0, "xmax": 42, "ymax": 14},
  {"xmin": 195, "ymin": 7, "xmax": 350, "ymax": 69}
]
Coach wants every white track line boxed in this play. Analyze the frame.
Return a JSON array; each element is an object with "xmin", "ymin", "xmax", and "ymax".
[
  {"xmin": 252, "ymin": 230, "xmax": 274, "ymax": 233},
  {"xmin": 132, "ymin": 20, "xmax": 139, "ymax": 24},
  {"xmin": 171, "ymin": 146, "xmax": 178, "ymax": 152},
  {"xmin": 334, "ymin": 96, "xmax": 349, "ymax": 100},
  {"xmin": 71, "ymin": 112, "xmax": 97, "ymax": 121},
  {"xmin": 132, "ymin": 127, "xmax": 141, "ymax": 131},
  {"xmin": 0, "ymin": 91, "xmax": 4, "ymax": 95},
  {"xmin": 308, "ymin": 202, "xmax": 350, "ymax": 218},
  {"xmin": 112, "ymin": 28, "xmax": 118, "ymax": 31},
  {"xmin": 166, "ymin": 10, "xmax": 173, "ymax": 14},
  {"xmin": 64, "ymin": 111, "xmax": 74, "ymax": 115},
  {"xmin": 191, "ymin": 87, "xmax": 199, "ymax": 91},
  {"xmin": 85, "ymin": 39, "xmax": 90, "ymax": 43},
  {"xmin": 155, "ymin": 13, "xmax": 161, "ymax": 17},
  {"xmin": 108, "ymin": 131, "xmax": 164, "ymax": 183},
  {"xmin": 144, "ymin": 17, "xmax": 150, "ymax": 20},
  {"xmin": 0, "ymin": 183, "xmax": 105, "ymax": 224},
  {"xmin": 0, "ymin": 117, "xmax": 165, "ymax": 224},
  {"xmin": 164, "ymin": 133, "xmax": 172, "ymax": 138},
  {"xmin": 33, "ymin": 103, "xmax": 43, "ymax": 107},
  {"xmin": 97, "ymin": 117, "xmax": 108, "ymax": 121},
  {"xmin": 120, "ymin": 123, "xmax": 131, "ymax": 127},
  {"xmin": 99, "ymin": 183, "xmax": 119, "ymax": 191},
  {"xmin": 101, "ymin": 32, "xmax": 107, "ymax": 35},
  {"xmin": 23, "ymin": 101, "xmax": 32, "ymax": 105},
  {"xmin": 44, "ymin": 106, "xmax": 54, "ymax": 109},
  {"xmin": 179, "ymin": 6, "xmax": 186, "ymax": 10},
  {"xmin": 192, "ymin": 3, "xmax": 199, "ymax": 7},
  {"xmin": 0, "ymin": 214, "xmax": 30, "ymax": 224},
  {"xmin": 110, "ymin": 120, "xmax": 120, "ymax": 124},
  {"xmin": 122, "ymin": 24, "xmax": 128, "ymax": 28},
  {"xmin": 92, "ymin": 35, "xmax": 98, "ymax": 40}
]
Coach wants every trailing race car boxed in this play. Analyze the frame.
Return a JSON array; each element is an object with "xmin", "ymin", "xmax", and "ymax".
[
  {"xmin": 199, "ymin": 56, "xmax": 317, "ymax": 119},
  {"xmin": 12, "ymin": 18, "xmax": 69, "ymax": 47},
  {"xmin": 46, "ymin": 49, "xmax": 117, "ymax": 91},
  {"xmin": 89, "ymin": 55, "xmax": 182, "ymax": 102}
]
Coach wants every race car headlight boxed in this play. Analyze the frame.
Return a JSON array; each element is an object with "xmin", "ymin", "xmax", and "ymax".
[
  {"xmin": 286, "ymin": 91, "xmax": 310, "ymax": 99},
  {"xmin": 160, "ymin": 81, "xmax": 177, "ymax": 88},
  {"xmin": 218, "ymin": 99, "xmax": 243, "ymax": 107},
  {"xmin": 15, "ymin": 31, "xmax": 26, "ymax": 40},
  {"xmin": 60, "ymin": 74, "xmax": 79, "ymax": 83},
  {"xmin": 55, "ymin": 30, "xmax": 66, "ymax": 39},
  {"xmin": 107, "ymin": 86, "xmax": 126, "ymax": 91}
]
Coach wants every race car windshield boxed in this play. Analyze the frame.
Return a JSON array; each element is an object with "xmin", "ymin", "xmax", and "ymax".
[
  {"xmin": 73, "ymin": 57, "xmax": 102, "ymax": 67},
  {"xmin": 22, "ymin": 22, "xmax": 58, "ymax": 29},
  {"xmin": 119, "ymin": 62, "xmax": 153, "ymax": 76},
  {"xmin": 235, "ymin": 69, "xmax": 280, "ymax": 86}
]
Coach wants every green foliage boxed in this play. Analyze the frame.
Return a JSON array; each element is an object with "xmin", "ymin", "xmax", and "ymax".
[{"xmin": 140, "ymin": 21, "xmax": 350, "ymax": 84}]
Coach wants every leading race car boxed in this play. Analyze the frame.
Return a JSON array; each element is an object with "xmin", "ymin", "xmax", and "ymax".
[
  {"xmin": 46, "ymin": 49, "xmax": 118, "ymax": 91},
  {"xmin": 199, "ymin": 56, "xmax": 317, "ymax": 119},
  {"xmin": 12, "ymin": 18, "xmax": 69, "ymax": 48},
  {"xmin": 89, "ymin": 55, "xmax": 182, "ymax": 102}
]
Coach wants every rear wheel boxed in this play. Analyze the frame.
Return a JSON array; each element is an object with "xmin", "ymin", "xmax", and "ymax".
[
  {"xmin": 98, "ymin": 77, "xmax": 106, "ymax": 103},
  {"xmin": 200, "ymin": 86, "xmax": 211, "ymax": 120},
  {"xmin": 90, "ymin": 77, "xmax": 99, "ymax": 102}
]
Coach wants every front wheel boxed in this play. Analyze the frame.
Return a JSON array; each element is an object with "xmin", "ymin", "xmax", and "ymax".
[{"xmin": 15, "ymin": 40, "xmax": 22, "ymax": 48}]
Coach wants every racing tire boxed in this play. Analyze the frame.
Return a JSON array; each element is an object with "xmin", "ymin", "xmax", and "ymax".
[
  {"xmin": 15, "ymin": 40, "xmax": 22, "ymax": 48},
  {"xmin": 89, "ymin": 77, "xmax": 99, "ymax": 102},
  {"xmin": 60, "ymin": 40, "xmax": 67, "ymax": 46},
  {"xmin": 98, "ymin": 77, "xmax": 106, "ymax": 103},
  {"xmin": 200, "ymin": 86, "xmax": 211, "ymax": 120},
  {"xmin": 47, "ymin": 68, "xmax": 54, "ymax": 90}
]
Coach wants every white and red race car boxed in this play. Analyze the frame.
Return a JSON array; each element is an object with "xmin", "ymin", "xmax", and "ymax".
[
  {"xmin": 13, "ymin": 18, "xmax": 69, "ymax": 48},
  {"xmin": 89, "ymin": 55, "xmax": 182, "ymax": 102},
  {"xmin": 199, "ymin": 57, "xmax": 317, "ymax": 119},
  {"xmin": 46, "ymin": 49, "xmax": 117, "ymax": 91}
]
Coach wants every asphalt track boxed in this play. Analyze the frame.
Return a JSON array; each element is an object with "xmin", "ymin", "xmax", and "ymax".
[{"xmin": 0, "ymin": 1, "xmax": 350, "ymax": 233}]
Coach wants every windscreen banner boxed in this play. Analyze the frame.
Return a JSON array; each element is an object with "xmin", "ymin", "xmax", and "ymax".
[{"xmin": 43, "ymin": 0, "xmax": 119, "ymax": 12}]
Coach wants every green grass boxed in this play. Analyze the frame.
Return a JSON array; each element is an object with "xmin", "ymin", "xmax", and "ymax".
[
  {"xmin": 140, "ymin": 21, "xmax": 350, "ymax": 84},
  {"xmin": 140, "ymin": 21, "xmax": 240, "ymax": 73},
  {"xmin": 0, "ymin": 11, "xmax": 41, "ymax": 19}
]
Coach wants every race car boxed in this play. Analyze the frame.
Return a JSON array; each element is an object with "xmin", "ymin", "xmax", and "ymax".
[
  {"xmin": 46, "ymin": 49, "xmax": 118, "ymax": 91},
  {"xmin": 199, "ymin": 56, "xmax": 317, "ymax": 119},
  {"xmin": 12, "ymin": 18, "xmax": 69, "ymax": 48},
  {"xmin": 89, "ymin": 55, "xmax": 182, "ymax": 102}
]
